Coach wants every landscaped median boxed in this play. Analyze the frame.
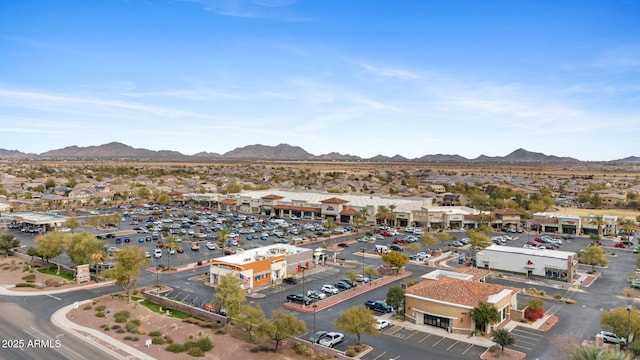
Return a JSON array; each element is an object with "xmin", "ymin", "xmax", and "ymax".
[{"xmin": 283, "ymin": 272, "xmax": 413, "ymax": 313}]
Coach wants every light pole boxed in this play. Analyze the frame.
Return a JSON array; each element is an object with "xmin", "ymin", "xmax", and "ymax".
[
  {"xmin": 628, "ymin": 305, "xmax": 632, "ymax": 343},
  {"xmin": 301, "ymin": 266, "xmax": 306, "ymax": 308},
  {"xmin": 312, "ymin": 303, "xmax": 318, "ymax": 350},
  {"xmin": 155, "ymin": 257, "xmax": 159, "ymax": 295},
  {"xmin": 361, "ymin": 247, "xmax": 366, "ymax": 282}
]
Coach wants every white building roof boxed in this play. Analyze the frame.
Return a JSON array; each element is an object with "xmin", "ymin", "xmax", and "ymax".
[
  {"xmin": 480, "ymin": 244, "xmax": 576, "ymax": 260},
  {"xmin": 215, "ymin": 244, "xmax": 312, "ymax": 266}
]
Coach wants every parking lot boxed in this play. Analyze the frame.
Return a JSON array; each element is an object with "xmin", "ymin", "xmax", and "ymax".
[{"xmin": 360, "ymin": 325, "xmax": 487, "ymax": 360}]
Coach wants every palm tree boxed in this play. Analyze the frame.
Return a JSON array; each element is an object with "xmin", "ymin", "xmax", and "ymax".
[
  {"xmin": 216, "ymin": 228, "xmax": 230, "ymax": 255},
  {"xmin": 164, "ymin": 236, "xmax": 179, "ymax": 271},
  {"xmin": 90, "ymin": 252, "xmax": 105, "ymax": 282},
  {"xmin": 590, "ymin": 215, "xmax": 606, "ymax": 238},
  {"xmin": 324, "ymin": 217, "xmax": 337, "ymax": 245},
  {"xmin": 375, "ymin": 206, "xmax": 390, "ymax": 227},
  {"xmin": 388, "ymin": 204, "xmax": 397, "ymax": 228},
  {"xmin": 619, "ymin": 218, "xmax": 636, "ymax": 238},
  {"xmin": 353, "ymin": 208, "xmax": 368, "ymax": 236},
  {"xmin": 470, "ymin": 301, "xmax": 500, "ymax": 334}
]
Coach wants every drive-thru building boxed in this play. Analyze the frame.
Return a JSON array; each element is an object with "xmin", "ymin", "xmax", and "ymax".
[
  {"xmin": 476, "ymin": 244, "xmax": 577, "ymax": 282},
  {"xmin": 209, "ymin": 244, "xmax": 313, "ymax": 289}
]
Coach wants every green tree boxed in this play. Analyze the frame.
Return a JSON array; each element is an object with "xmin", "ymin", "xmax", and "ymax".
[
  {"xmin": 570, "ymin": 345, "xmax": 632, "ymax": 360},
  {"xmin": 226, "ymin": 181, "xmax": 242, "ymax": 194},
  {"xmin": 466, "ymin": 230, "xmax": 491, "ymax": 249},
  {"xmin": 34, "ymin": 231, "xmax": 68, "ymax": 274},
  {"xmin": 64, "ymin": 217, "xmax": 81, "ymax": 233},
  {"xmin": 420, "ymin": 232, "xmax": 438, "ymax": 248},
  {"xmin": 102, "ymin": 247, "xmax": 150, "ymax": 303},
  {"xmin": 237, "ymin": 303, "xmax": 267, "ymax": 342},
  {"xmin": 381, "ymin": 251, "xmax": 409, "ymax": 275},
  {"xmin": 345, "ymin": 269, "xmax": 359, "ymax": 287},
  {"xmin": 579, "ymin": 244, "xmax": 609, "ymax": 271},
  {"xmin": 0, "ymin": 234, "xmax": 20, "ymax": 255},
  {"xmin": 90, "ymin": 251, "xmax": 106, "ymax": 282},
  {"xmin": 66, "ymin": 231, "xmax": 104, "ymax": 267},
  {"xmin": 375, "ymin": 206, "xmax": 390, "ymax": 226},
  {"xmin": 334, "ymin": 305, "xmax": 378, "ymax": 345},
  {"xmin": 323, "ymin": 217, "xmax": 337, "ymax": 244},
  {"xmin": 470, "ymin": 301, "xmax": 500, "ymax": 334},
  {"xmin": 353, "ymin": 208, "xmax": 368, "ymax": 235},
  {"xmin": 386, "ymin": 284, "xmax": 405, "ymax": 313},
  {"xmin": 44, "ymin": 179, "xmax": 56, "ymax": 189},
  {"xmin": 256, "ymin": 309, "xmax": 306, "ymax": 352},
  {"xmin": 215, "ymin": 273, "xmax": 246, "ymax": 320},
  {"xmin": 590, "ymin": 215, "xmax": 606, "ymax": 237},
  {"xmin": 137, "ymin": 186, "xmax": 152, "ymax": 200},
  {"xmin": 405, "ymin": 243, "xmax": 421, "ymax": 253},
  {"xmin": 215, "ymin": 228, "xmax": 230, "ymax": 254},
  {"xmin": 163, "ymin": 235, "xmax": 179, "ymax": 271},
  {"xmin": 436, "ymin": 232, "xmax": 456, "ymax": 242},
  {"xmin": 364, "ymin": 266, "xmax": 380, "ymax": 283},
  {"xmin": 492, "ymin": 328, "xmax": 515, "ymax": 354},
  {"xmin": 155, "ymin": 191, "xmax": 172, "ymax": 205},
  {"xmin": 601, "ymin": 307, "xmax": 640, "ymax": 342}
]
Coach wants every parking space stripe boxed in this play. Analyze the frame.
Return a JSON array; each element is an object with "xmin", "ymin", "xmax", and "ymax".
[
  {"xmin": 446, "ymin": 340, "xmax": 459, "ymax": 351},
  {"xmin": 432, "ymin": 337, "xmax": 446, "ymax": 347},
  {"xmin": 461, "ymin": 344, "xmax": 475, "ymax": 355},
  {"xmin": 418, "ymin": 334, "xmax": 432, "ymax": 343},
  {"xmin": 372, "ymin": 352, "xmax": 387, "ymax": 360},
  {"xmin": 404, "ymin": 330, "xmax": 419, "ymax": 339},
  {"xmin": 511, "ymin": 343, "xmax": 534, "ymax": 351}
]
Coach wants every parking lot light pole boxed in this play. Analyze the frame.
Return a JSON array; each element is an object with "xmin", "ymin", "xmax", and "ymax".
[
  {"xmin": 155, "ymin": 257, "xmax": 159, "ymax": 295},
  {"xmin": 628, "ymin": 305, "xmax": 632, "ymax": 343},
  {"xmin": 301, "ymin": 266, "xmax": 306, "ymax": 308},
  {"xmin": 361, "ymin": 247, "xmax": 365, "ymax": 280},
  {"xmin": 312, "ymin": 303, "xmax": 317, "ymax": 350}
]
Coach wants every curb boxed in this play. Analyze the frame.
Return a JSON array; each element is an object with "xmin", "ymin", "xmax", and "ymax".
[
  {"xmin": 0, "ymin": 280, "xmax": 116, "ymax": 296},
  {"xmin": 542, "ymin": 316, "xmax": 559, "ymax": 332}
]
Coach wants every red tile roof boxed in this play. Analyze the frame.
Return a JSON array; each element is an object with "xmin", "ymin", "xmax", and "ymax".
[
  {"xmin": 320, "ymin": 197, "xmax": 349, "ymax": 204},
  {"xmin": 340, "ymin": 207, "xmax": 357, "ymax": 215},
  {"xmin": 494, "ymin": 208, "xmax": 521, "ymax": 216},
  {"xmin": 405, "ymin": 277, "xmax": 516, "ymax": 308},
  {"xmin": 261, "ymin": 194, "xmax": 284, "ymax": 200}
]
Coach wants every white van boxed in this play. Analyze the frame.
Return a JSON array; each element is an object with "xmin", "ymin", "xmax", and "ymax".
[{"xmin": 374, "ymin": 245, "xmax": 390, "ymax": 254}]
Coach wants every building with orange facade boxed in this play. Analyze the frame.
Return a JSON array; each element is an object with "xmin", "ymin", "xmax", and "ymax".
[{"xmin": 208, "ymin": 244, "xmax": 314, "ymax": 289}]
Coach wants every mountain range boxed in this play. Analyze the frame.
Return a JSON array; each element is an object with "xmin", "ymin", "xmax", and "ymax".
[{"xmin": 0, "ymin": 142, "xmax": 638, "ymax": 163}]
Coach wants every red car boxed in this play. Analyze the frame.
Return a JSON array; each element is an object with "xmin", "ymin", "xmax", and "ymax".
[
  {"xmin": 525, "ymin": 241, "xmax": 539, "ymax": 247},
  {"xmin": 337, "ymin": 242, "xmax": 349, "ymax": 248},
  {"xmin": 392, "ymin": 239, "xmax": 407, "ymax": 245},
  {"xmin": 534, "ymin": 238, "xmax": 546, "ymax": 243},
  {"xmin": 380, "ymin": 231, "xmax": 393, "ymax": 237},
  {"xmin": 176, "ymin": 247, "xmax": 185, "ymax": 253},
  {"xmin": 614, "ymin": 243, "xmax": 626, "ymax": 248}
]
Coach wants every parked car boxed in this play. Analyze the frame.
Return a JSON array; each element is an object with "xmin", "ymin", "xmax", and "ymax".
[
  {"xmin": 308, "ymin": 331, "xmax": 328, "ymax": 344},
  {"xmin": 334, "ymin": 281, "xmax": 351, "ymax": 291},
  {"xmin": 318, "ymin": 332, "xmax": 344, "ymax": 348},
  {"xmin": 599, "ymin": 331, "xmax": 626, "ymax": 344},
  {"xmin": 614, "ymin": 243, "xmax": 626, "ymax": 248},
  {"xmin": 176, "ymin": 247, "xmax": 184, "ymax": 253},
  {"xmin": 191, "ymin": 242, "xmax": 200, "ymax": 251},
  {"xmin": 144, "ymin": 251, "xmax": 151, "ymax": 258},
  {"xmin": 389, "ymin": 244, "xmax": 405, "ymax": 252},
  {"xmin": 375, "ymin": 319, "xmax": 391, "ymax": 330},
  {"xmin": 307, "ymin": 290, "xmax": 327, "ymax": 300},
  {"xmin": 355, "ymin": 274, "xmax": 370, "ymax": 283},
  {"xmin": 321, "ymin": 284, "xmax": 339, "ymax": 294},
  {"xmin": 337, "ymin": 242, "xmax": 349, "ymax": 248},
  {"xmin": 154, "ymin": 249, "xmax": 162, "ymax": 258},
  {"xmin": 633, "ymin": 247, "xmax": 639, "ymax": 254},
  {"xmin": 340, "ymin": 278, "xmax": 357, "ymax": 288},
  {"xmin": 282, "ymin": 276, "xmax": 298, "ymax": 285},
  {"xmin": 205, "ymin": 241, "xmax": 217, "ymax": 250},
  {"xmin": 286, "ymin": 294, "xmax": 313, "ymax": 306},
  {"xmin": 364, "ymin": 300, "xmax": 393, "ymax": 313}
]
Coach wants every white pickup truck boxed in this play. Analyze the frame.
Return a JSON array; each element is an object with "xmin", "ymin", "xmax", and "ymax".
[{"xmin": 318, "ymin": 332, "xmax": 344, "ymax": 348}]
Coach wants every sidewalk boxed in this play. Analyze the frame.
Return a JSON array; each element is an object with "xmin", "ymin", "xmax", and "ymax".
[
  {"xmin": 51, "ymin": 301, "xmax": 155, "ymax": 360},
  {"xmin": 0, "ymin": 280, "xmax": 116, "ymax": 296}
]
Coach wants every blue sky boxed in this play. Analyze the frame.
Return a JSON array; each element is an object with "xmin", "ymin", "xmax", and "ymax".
[{"xmin": 1, "ymin": 0, "xmax": 639, "ymax": 161}]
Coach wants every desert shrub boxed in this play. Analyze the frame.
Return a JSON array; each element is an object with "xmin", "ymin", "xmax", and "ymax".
[
  {"xmin": 115, "ymin": 315, "xmax": 128, "ymax": 323},
  {"xmin": 82, "ymin": 304, "xmax": 93, "ymax": 310},
  {"xmin": 293, "ymin": 341, "xmax": 308, "ymax": 355},
  {"xmin": 152, "ymin": 337, "xmax": 165, "ymax": 345},
  {"xmin": 215, "ymin": 328, "xmax": 226, "ymax": 335},
  {"xmin": 116, "ymin": 329, "xmax": 125, "ymax": 334},
  {"xmin": 489, "ymin": 345, "xmax": 500, "ymax": 353},
  {"xmin": 123, "ymin": 336, "xmax": 139, "ymax": 341},
  {"xmin": 95, "ymin": 312, "xmax": 105, "ymax": 317},
  {"xmin": 250, "ymin": 345, "xmax": 272, "ymax": 353},
  {"xmin": 553, "ymin": 294, "xmax": 562, "ymax": 300},
  {"xmin": 182, "ymin": 318, "xmax": 202, "ymax": 326},
  {"xmin": 317, "ymin": 352, "xmax": 330, "ymax": 360},
  {"xmin": 95, "ymin": 305, "xmax": 106, "ymax": 311},
  {"xmin": 526, "ymin": 298, "xmax": 544, "ymax": 311},
  {"xmin": 45, "ymin": 278, "xmax": 59, "ymax": 287},
  {"xmin": 345, "ymin": 348, "xmax": 356, "ymax": 357},
  {"xmin": 524, "ymin": 307, "xmax": 545, "ymax": 321},
  {"xmin": 126, "ymin": 320, "xmax": 139, "ymax": 333},
  {"xmin": 353, "ymin": 344, "xmax": 363, "ymax": 352},
  {"xmin": 165, "ymin": 343, "xmax": 185, "ymax": 353},
  {"xmin": 538, "ymin": 289, "xmax": 545, "ymax": 296},
  {"xmin": 103, "ymin": 327, "xmax": 109, "ymax": 332},
  {"xmin": 15, "ymin": 283, "xmax": 37, "ymax": 288},
  {"xmin": 137, "ymin": 327, "xmax": 147, "ymax": 335},
  {"xmin": 114, "ymin": 310, "xmax": 130, "ymax": 319},
  {"xmin": 186, "ymin": 347, "xmax": 204, "ymax": 357},
  {"xmin": 149, "ymin": 330, "xmax": 162, "ymax": 337},
  {"xmin": 22, "ymin": 274, "xmax": 36, "ymax": 282},
  {"xmin": 111, "ymin": 325, "xmax": 121, "ymax": 330},
  {"xmin": 164, "ymin": 335, "xmax": 174, "ymax": 344}
]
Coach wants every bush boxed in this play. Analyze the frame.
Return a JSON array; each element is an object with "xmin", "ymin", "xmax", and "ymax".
[
  {"xmin": 111, "ymin": 325, "xmax": 121, "ymax": 330},
  {"xmin": 553, "ymin": 294, "xmax": 562, "ymax": 300},
  {"xmin": 149, "ymin": 331, "xmax": 162, "ymax": 337},
  {"xmin": 116, "ymin": 329, "xmax": 126, "ymax": 334},
  {"xmin": 15, "ymin": 283, "xmax": 37, "ymax": 288},
  {"xmin": 353, "ymin": 344, "xmax": 363, "ymax": 352},
  {"xmin": 95, "ymin": 312, "xmax": 105, "ymax": 317},
  {"xmin": 114, "ymin": 310, "xmax": 130, "ymax": 319},
  {"xmin": 126, "ymin": 320, "xmax": 139, "ymax": 333},
  {"xmin": 82, "ymin": 304, "xmax": 93, "ymax": 310},
  {"xmin": 524, "ymin": 307, "xmax": 545, "ymax": 321},
  {"xmin": 115, "ymin": 315, "xmax": 128, "ymax": 323},
  {"xmin": 22, "ymin": 274, "xmax": 36, "ymax": 282},
  {"xmin": 345, "ymin": 348, "xmax": 356, "ymax": 357},
  {"xmin": 164, "ymin": 335, "xmax": 174, "ymax": 344},
  {"xmin": 123, "ymin": 336, "xmax": 139, "ymax": 341},
  {"xmin": 186, "ymin": 347, "xmax": 204, "ymax": 357},
  {"xmin": 151, "ymin": 337, "xmax": 165, "ymax": 345},
  {"xmin": 95, "ymin": 305, "xmax": 106, "ymax": 311},
  {"xmin": 165, "ymin": 343, "xmax": 185, "ymax": 353},
  {"xmin": 250, "ymin": 345, "xmax": 272, "ymax": 353},
  {"xmin": 293, "ymin": 341, "xmax": 308, "ymax": 355}
]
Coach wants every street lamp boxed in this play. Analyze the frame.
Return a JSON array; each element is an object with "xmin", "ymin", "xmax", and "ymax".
[
  {"xmin": 155, "ymin": 257, "xmax": 159, "ymax": 295},
  {"xmin": 361, "ymin": 247, "xmax": 366, "ymax": 282},
  {"xmin": 312, "ymin": 303, "xmax": 318, "ymax": 350},
  {"xmin": 301, "ymin": 266, "xmax": 306, "ymax": 308},
  {"xmin": 628, "ymin": 305, "xmax": 632, "ymax": 343}
]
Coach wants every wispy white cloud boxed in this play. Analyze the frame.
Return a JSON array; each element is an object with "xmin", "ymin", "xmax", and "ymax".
[
  {"xmin": 349, "ymin": 59, "xmax": 422, "ymax": 80},
  {"xmin": 175, "ymin": 0, "xmax": 311, "ymax": 21},
  {"xmin": 592, "ymin": 43, "xmax": 640, "ymax": 72}
]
